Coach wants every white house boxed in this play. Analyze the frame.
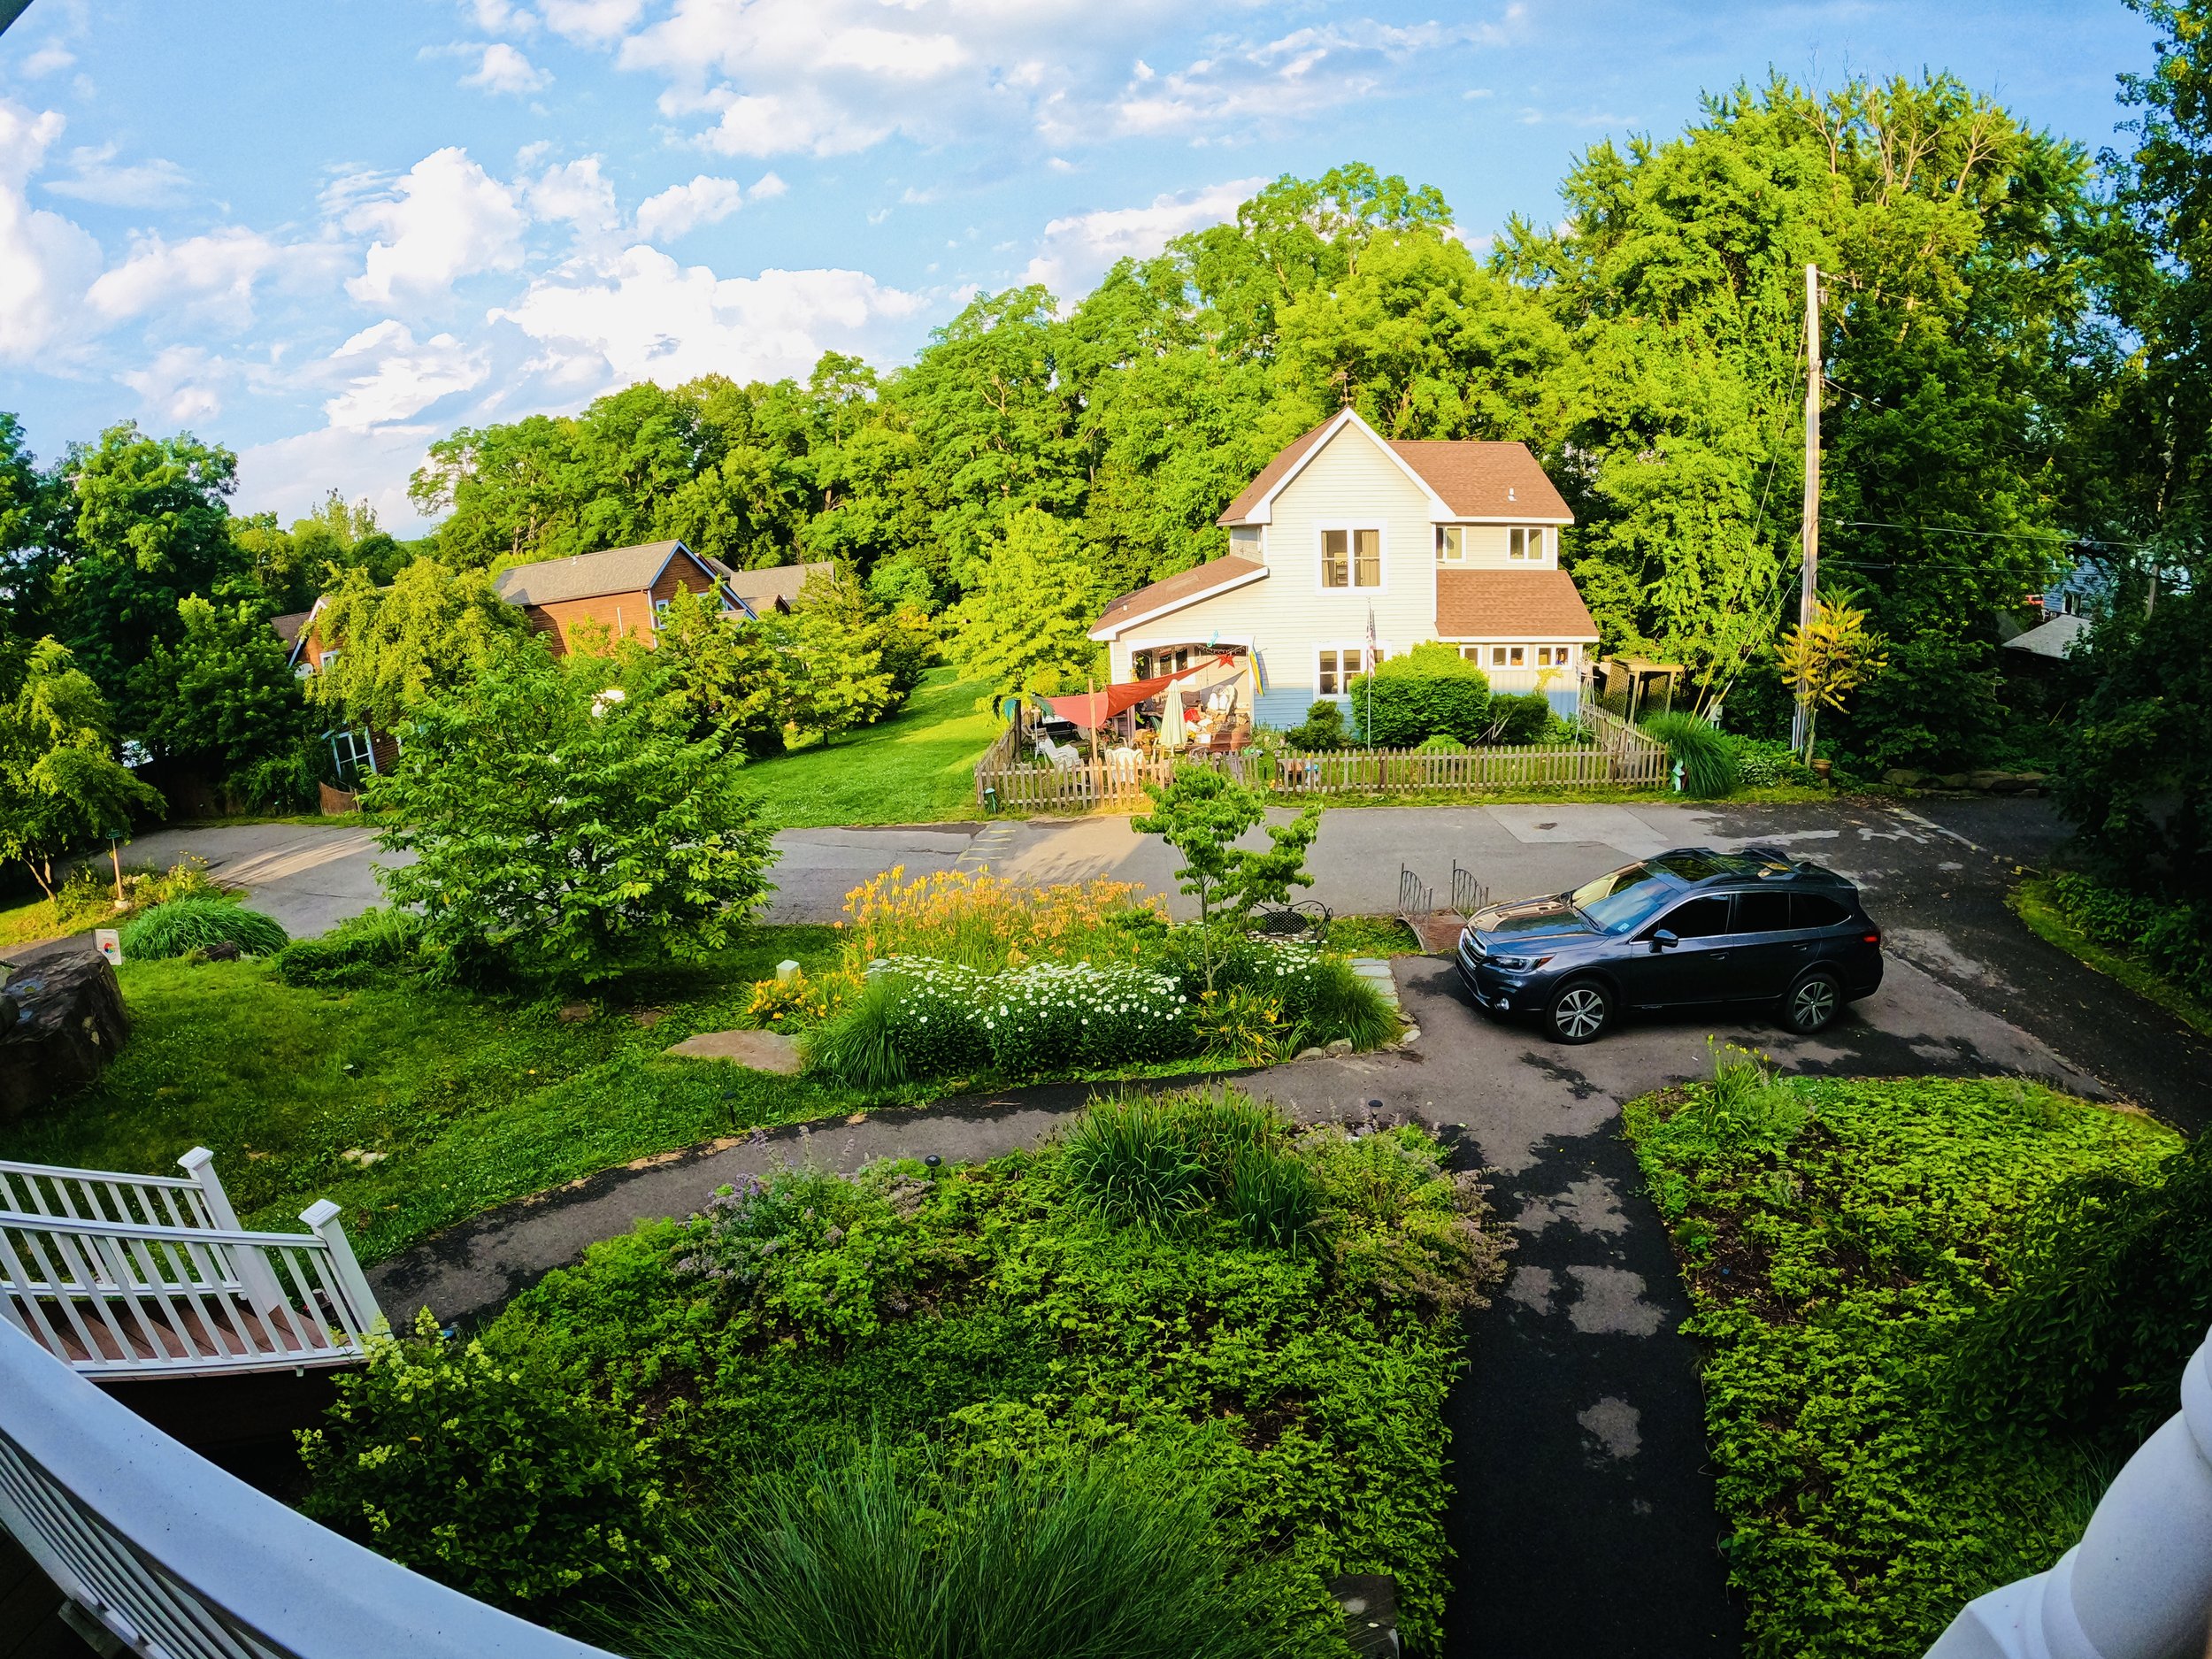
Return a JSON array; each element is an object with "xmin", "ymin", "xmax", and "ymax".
[{"xmin": 1087, "ymin": 407, "xmax": 1601, "ymax": 727}]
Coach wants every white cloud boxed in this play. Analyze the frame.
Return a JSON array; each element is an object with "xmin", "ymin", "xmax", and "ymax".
[
  {"xmin": 345, "ymin": 147, "xmax": 527, "ymax": 306},
  {"xmin": 86, "ymin": 227, "xmax": 334, "ymax": 326},
  {"xmin": 749, "ymin": 170, "xmax": 787, "ymax": 201},
  {"xmin": 528, "ymin": 156, "xmax": 622, "ymax": 235},
  {"xmin": 20, "ymin": 42, "xmax": 76, "ymax": 78},
  {"xmin": 1023, "ymin": 177, "xmax": 1262, "ymax": 296},
  {"xmin": 693, "ymin": 88, "xmax": 894, "ymax": 158},
  {"xmin": 119, "ymin": 345, "xmax": 228, "ymax": 425},
  {"xmin": 236, "ymin": 421, "xmax": 442, "ymax": 536},
  {"xmin": 464, "ymin": 0, "xmax": 538, "ymax": 35},
  {"xmin": 42, "ymin": 144, "xmax": 193, "ymax": 208},
  {"xmin": 323, "ymin": 320, "xmax": 491, "ymax": 429},
  {"xmin": 462, "ymin": 42, "xmax": 551, "ymax": 95},
  {"xmin": 492, "ymin": 244, "xmax": 926, "ymax": 388},
  {"xmin": 0, "ymin": 100, "xmax": 104, "ymax": 362},
  {"xmin": 541, "ymin": 0, "xmax": 646, "ymax": 42},
  {"xmin": 1102, "ymin": 22, "xmax": 1480, "ymax": 141},
  {"xmin": 634, "ymin": 174, "xmax": 743, "ymax": 242}
]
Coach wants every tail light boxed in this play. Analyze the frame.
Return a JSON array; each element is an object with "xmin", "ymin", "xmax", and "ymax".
[{"xmin": 1863, "ymin": 931, "xmax": 1882, "ymax": 946}]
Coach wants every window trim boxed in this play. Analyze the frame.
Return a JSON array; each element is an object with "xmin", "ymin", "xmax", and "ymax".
[
  {"xmin": 1316, "ymin": 522, "xmax": 1387, "ymax": 593},
  {"xmin": 1315, "ymin": 640, "xmax": 1385, "ymax": 699},
  {"xmin": 1434, "ymin": 525, "xmax": 1466, "ymax": 564}
]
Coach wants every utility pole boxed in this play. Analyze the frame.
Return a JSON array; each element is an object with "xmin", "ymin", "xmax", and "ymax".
[{"xmin": 1791, "ymin": 261, "xmax": 1822, "ymax": 757}]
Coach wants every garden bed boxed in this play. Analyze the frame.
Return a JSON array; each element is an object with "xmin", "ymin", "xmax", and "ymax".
[
  {"xmin": 2010, "ymin": 873, "xmax": 2212, "ymax": 1041},
  {"xmin": 1622, "ymin": 1063, "xmax": 2177, "ymax": 1657},
  {"xmin": 298, "ymin": 1087, "xmax": 1508, "ymax": 1655}
]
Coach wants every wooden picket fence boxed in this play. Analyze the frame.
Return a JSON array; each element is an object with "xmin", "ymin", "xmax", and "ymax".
[{"xmin": 974, "ymin": 698, "xmax": 1671, "ymax": 813}]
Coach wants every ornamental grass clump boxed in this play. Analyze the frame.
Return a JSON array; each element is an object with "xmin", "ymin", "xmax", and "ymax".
[
  {"xmin": 119, "ymin": 896, "xmax": 288, "ymax": 960},
  {"xmin": 622, "ymin": 1437, "xmax": 1282, "ymax": 1659},
  {"xmin": 841, "ymin": 864, "xmax": 1165, "ymax": 972},
  {"xmin": 1641, "ymin": 711, "xmax": 1740, "ymax": 797},
  {"xmin": 1062, "ymin": 1086, "xmax": 1319, "ymax": 1254}
]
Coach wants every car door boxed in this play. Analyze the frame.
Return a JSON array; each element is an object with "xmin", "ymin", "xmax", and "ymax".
[
  {"xmin": 1620, "ymin": 894, "xmax": 1735, "ymax": 1006},
  {"xmin": 1720, "ymin": 887, "xmax": 1803, "ymax": 999}
]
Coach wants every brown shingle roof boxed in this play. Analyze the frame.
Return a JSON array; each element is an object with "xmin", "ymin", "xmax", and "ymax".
[
  {"xmin": 1387, "ymin": 441, "xmax": 1572, "ymax": 521},
  {"xmin": 1217, "ymin": 414, "xmax": 1574, "ymax": 526},
  {"xmin": 721, "ymin": 559, "xmax": 834, "ymax": 613},
  {"xmin": 1091, "ymin": 557, "xmax": 1267, "ymax": 637},
  {"xmin": 1215, "ymin": 420, "xmax": 1333, "ymax": 525},
  {"xmin": 1435, "ymin": 569, "xmax": 1599, "ymax": 640},
  {"xmin": 495, "ymin": 540, "xmax": 694, "ymax": 606},
  {"xmin": 270, "ymin": 609, "xmax": 314, "ymax": 649}
]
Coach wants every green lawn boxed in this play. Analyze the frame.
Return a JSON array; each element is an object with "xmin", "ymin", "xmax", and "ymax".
[
  {"xmin": 0, "ymin": 926, "xmax": 871, "ymax": 1264},
  {"xmin": 744, "ymin": 665, "xmax": 999, "ymax": 828},
  {"xmin": 1624, "ymin": 1071, "xmax": 2176, "ymax": 1658}
]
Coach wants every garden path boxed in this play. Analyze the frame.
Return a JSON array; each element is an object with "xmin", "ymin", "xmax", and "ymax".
[{"xmin": 368, "ymin": 932, "xmax": 2101, "ymax": 1659}]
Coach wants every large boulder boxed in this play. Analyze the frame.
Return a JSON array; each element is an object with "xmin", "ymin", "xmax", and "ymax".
[{"xmin": 0, "ymin": 951, "xmax": 129, "ymax": 1121}]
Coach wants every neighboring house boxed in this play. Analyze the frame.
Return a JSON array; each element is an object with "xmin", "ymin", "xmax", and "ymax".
[
  {"xmin": 273, "ymin": 601, "xmax": 396, "ymax": 782},
  {"xmin": 717, "ymin": 557, "xmax": 834, "ymax": 615},
  {"xmin": 1088, "ymin": 407, "xmax": 1599, "ymax": 724},
  {"xmin": 493, "ymin": 540, "xmax": 757, "ymax": 657}
]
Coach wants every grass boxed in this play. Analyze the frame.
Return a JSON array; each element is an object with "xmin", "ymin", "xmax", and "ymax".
[
  {"xmin": 0, "ymin": 925, "xmax": 870, "ymax": 1263},
  {"xmin": 1624, "ymin": 1065, "xmax": 2177, "ymax": 1658},
  {"xmin": 1325, "ymin": 914, "xmax": 1422, "ymax": 956},
  {"xmin": 742, "ymin": 666, "xmax": 1001, "ymax": 829},
  {"xmin": 2010, "ymin": 875, "xmax": 2212, "ymax": 1041}
]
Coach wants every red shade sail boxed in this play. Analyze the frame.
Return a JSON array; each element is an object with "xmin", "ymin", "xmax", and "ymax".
[{"xmin": 1044, "ymin": 654, "xmax": 1239, "ymax": 728}]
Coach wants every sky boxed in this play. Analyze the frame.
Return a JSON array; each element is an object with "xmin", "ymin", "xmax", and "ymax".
[{"xmin": 0, "ymin": 0, "xmax": 2162, "ymax": 535}]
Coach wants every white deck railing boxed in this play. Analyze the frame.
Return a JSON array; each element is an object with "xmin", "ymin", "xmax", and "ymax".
[
  {"xmin": 0, "ymin": 1149, "xmax": 381, "ymax": 1379},
  {"xmin": 0, "ymin": 1317, "xmax": 615, "ymax": 1659}
]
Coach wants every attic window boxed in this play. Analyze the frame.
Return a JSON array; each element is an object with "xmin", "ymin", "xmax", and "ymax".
[
  {"xmin": 1435, "ymin": 526, "xmax": 1465, "ymax": 563},
  {"xmin": 1508, "ymin": 528, "xmax": 1540, "ymax": 561}
]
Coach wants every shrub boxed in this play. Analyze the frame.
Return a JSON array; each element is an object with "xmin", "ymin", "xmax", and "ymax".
[
  {"xmin": 2043, "ymin": 870, "xmax": 2212, "ymax": 1002},
  {"xmin": 119, "ymin": 896, "xmax": 288, "ymax": 959},
  {"xmin": 1060, "ymin": 1096, "xmax": 1214, "ymax": 1232},
  {"xmin": 1641, "ymin": 711, "xmax": 1740, "ymax": 797},
  {"xmin": 841, "ymin": 865, "xmax": 1165, "ymax": 973},
  {"xmin": 1416, "ymin": 733, "xmax": 1468, "ymax": 753},
  {"xmin": 273, "ymin": 905, "xmax": 424, "ymax": 986},
  {"xmin": 623, "ymin": 1437, "xmax": 1283, "ymax": 1659},
  {"xmin": 1348, "ymin": 641, "xmax": 1492, "ymax": 746},
  {"xmin": 1164, "ymin": 938, "xmax": 1397, "ymax": 1052},
  {"xmin": 1284, "ymin": 699, "xmax": 1350, "ymax": 750},
  {"xmin": 744, "ymin": 967, "xmax": 861, "ymax": 1031},
  {"xmin": 1947, "ymin": 1131, "xmax": 2212, "ymax": 1448},
  {"xmin": 1724, "ymin": 734, "xmax": 1816, "ymax": 788},
  {"xmin": 138, "ymin": 856, "xmax": 226, "ymax": 906},
  {"xmin": 1192, "ymin": 985, "xmax": 1286, "ymax": 1064},
  {"xmin": 299, "ymin": 1310, "xmax": 662, "ymax": 1614},
  {"xmin": 1486, "ymin": 690, "xmax": 1552, "ymax": 745},
  {"xmin": 1677, "ymin": 1041, "xmax": 1809, "ymax": 1155},
  {"xmin": 1225, "ymin": 1143, "xmax": 1322, "ymax": 1255}
]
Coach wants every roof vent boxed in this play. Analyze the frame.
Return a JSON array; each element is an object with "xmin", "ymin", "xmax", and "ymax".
[{"xmin": 1508, "ymin": 488, "xmax": 1517, "ymax": 502}]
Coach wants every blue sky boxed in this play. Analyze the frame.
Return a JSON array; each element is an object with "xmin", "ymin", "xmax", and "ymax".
[{"xmin": 0, "ymin": 0, "xmax": 2159, "ymax": 534}]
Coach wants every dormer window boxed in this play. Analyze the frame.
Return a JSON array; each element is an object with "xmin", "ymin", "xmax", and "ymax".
[
  {"xmin": 1508, "ymin": 527, "xmax": 1540, "ymax": 562},
  {"xmin": 1435, "ymin": 526, "xmax": 1465, "ymax": 563}
]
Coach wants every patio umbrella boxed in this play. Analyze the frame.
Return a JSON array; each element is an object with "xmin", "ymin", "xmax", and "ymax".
[{"xmin": 1159, "ymin": 687, "xmax": 1189, "ymax": 750}]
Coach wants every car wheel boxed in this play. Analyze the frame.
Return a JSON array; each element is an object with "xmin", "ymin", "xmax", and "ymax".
[
  {"xmin": 1783, "ymin": 970, "xmax": 1842, "ymax": 1035},
  {"xmin": 1546, "ymin": 979, "xmax": 1612, "ymax": 1044}
]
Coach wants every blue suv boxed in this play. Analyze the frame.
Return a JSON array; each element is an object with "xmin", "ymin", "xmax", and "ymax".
[{"xmin": 1455, "ymin": 846, "xmax": 1885, "ymax": 1044}]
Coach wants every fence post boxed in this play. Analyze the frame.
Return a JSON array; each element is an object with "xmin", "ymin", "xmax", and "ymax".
[
  {"xmin": 300, "ymin": 1200, "xmax": 383, "ymax": 1339},
  {"xmin": 178, "ymin": 1148, "xmax": 287, "ymax": 1320}
]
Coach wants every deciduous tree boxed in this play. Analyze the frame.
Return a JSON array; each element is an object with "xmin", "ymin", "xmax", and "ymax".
[{"xmin": 0, "ymin": 638, "xmax": 163, "ymax": 903}]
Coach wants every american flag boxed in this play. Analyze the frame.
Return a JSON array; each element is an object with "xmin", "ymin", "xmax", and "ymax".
[{"xmin": 1364, "ymin": 603, "xmax": 1378, "ymax": 674}]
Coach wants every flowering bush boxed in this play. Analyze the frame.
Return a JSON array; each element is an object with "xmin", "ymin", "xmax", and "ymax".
[
  {"xmin": 842, "ymin": 864, "xmax": 1166, "ymax": 972},
  {"xmin": 1192, "ymin": 986, "xmax": 1287, "ymax": 1065},
  {"xmin": 745, "ymin": 966, "xmax": 862, "ymax": 1031}
]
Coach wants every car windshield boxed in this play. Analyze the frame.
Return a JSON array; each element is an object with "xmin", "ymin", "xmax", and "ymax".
[{"xmin": 1568, "ymin": 863, "xmax": 1679, "ymax": 934}]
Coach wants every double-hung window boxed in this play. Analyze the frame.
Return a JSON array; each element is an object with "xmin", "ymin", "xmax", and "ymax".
[
  {"xmin": 1317, "ymin": 646, "xmax": 1372, "ymax": 696},
  {"xmin": 1508, "ymin": 526, "xmax": 1541, "ymax": 561},
  {"xmin": 1435, "ymin": 526, "xmax": 1465, "ymax": 563},
  {"xmin": 1322, "ymin": 527, "xmax": 1382, "ymax": 588}
]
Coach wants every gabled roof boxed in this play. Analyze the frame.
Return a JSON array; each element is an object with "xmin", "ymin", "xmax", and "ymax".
[
  {"xmin": 720, "ymin": 558, "xmax": 835, "ymax": 613},
  {"xmin": 495, "ymin": 540, "xmax": 712, "ymax": 607},
  {"xmin": 271, "ymin": 609, "xmax": 314, "ymax": 649},
  {"xmin": 1089, "ymin": 557, "xmax": 1268, "ymax": 641},
  {"xmin": 1217, "ymin": 409, "xmax": 1573, "ymax": 526},
  {"xmin": 1435, "ymin": 569, "xmax": 1599, "ymax": 641},
  {"xmin": 2001, "ymin": 611, "xmax": 2090, "ymax": 660}
]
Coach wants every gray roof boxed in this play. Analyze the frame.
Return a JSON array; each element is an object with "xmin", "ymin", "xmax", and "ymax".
[
  {"xmin": 494, "ymin": 541, "xmax": 695, "ymax": 607},
  {"xmin": 721, "ymin": 559, "xmax": 834, "ymax": 612},
  {"xmin": 2001, "ymin": 611, "xmax": 2090, "ymax": 660}
]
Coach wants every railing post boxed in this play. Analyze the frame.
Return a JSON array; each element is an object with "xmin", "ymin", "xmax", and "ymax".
[
  {"xmin": 301, "ymin": 1200, "xmax": 384, "ymax": 1339},
  {"xmin": 178, "ymin": 1147, "xmax": 288, "ymax": 1320},
  {"xmin": 1926, "ymin": 1323, "xmax": 2212, "ymax": 1659}
]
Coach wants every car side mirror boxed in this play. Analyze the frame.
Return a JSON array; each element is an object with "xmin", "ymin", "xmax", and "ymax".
[{"xmin": 1651, "ymin": 928, "xmax": 1678, "ymax": 951}]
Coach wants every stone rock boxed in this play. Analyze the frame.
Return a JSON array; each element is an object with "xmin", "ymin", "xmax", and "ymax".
[
  {"xmin": 1965, "ymin": 769, "xmax": 2009, "ymax": 793},
  {"xmin": 1883, "ymin": 768, "xmax": 1924, "ymax": 788},
  {"xmin": 1398, "ymin": 1026, "xmax": 1420, "ymax": 1046},
  {"xmin": 631, "ymin": 1008, "xmax": 664, "ymax": 1028},
  {"xmin": 341, "ymin": 1148, "xmax": 388, "ymax": 1169},
  {"xmin": 665, "ymin": 1028, "xmax": 804, "ymax": 1074},
  {"xmin": 556, "ymin": 1002, "xmax": 594, "ymax": 1023},
  {"xmin": 204, "ymin": 940, "xmax": 241, "ymax": 962},
  {"xmin": 1294, "ymin": 1047, "xmax": 1325, "ymax": 1063},
  {"xmin": 1934, "ymin": 772, "xmax": 1972, "ymax": 789},
  {"xmin": 0, "ymin": 952, "xmax": 129, "ymax": 1122},
  {"xmin": 1986, "ymin": 771, "xmax": 2045, "ymax": 795},
  {"xmin": 1325, "ymin": 1037, "xmax": 1354, "ymax": 1056}
]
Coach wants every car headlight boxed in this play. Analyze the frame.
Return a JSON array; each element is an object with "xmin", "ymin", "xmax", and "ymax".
[{"xmin": 1491, "ymin": 954, "xmax": 1552, "ymax": 972}]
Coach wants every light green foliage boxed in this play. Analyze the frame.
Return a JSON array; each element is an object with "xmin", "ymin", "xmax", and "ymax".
[
  {"xmin": 388, "ymin": 1088, "xmax": 1507, "ymax": 1646},
  {"xmin": 628, "ymin": 1436, "xmax": 1286, "ymax": 1659},
  {"xmin": 0, "ymin": 924, "xmax": 853, "ymax": 1263},
  {"xmin": 1349, "ymin": 641, "xmax": 1493, "ymax": 747},
  {"xmin": 300, "ymin": 1310, "xmax": 664, "ymax": 1614},
  {"xmin": 621, "ymin": 586, "xmax": 790, "ymax": 759},
  {"xmin": 118, "ymin": 896, "xmax": 287, "ymax": 960},
  {"xmin": 944, "ymin": 507, "xmax": 1101, "ymax": 705},
  {"xmin": 1063, "ymin": 1087, "xmax": 1320, "ymax": 1254},
  {"xmin": 1284, "ymin": 698, "xmax": 1350, "ymax": 751},
  {"xmin": 272, "ymin": 905, "xmax": 426, "ymax": 988},
  {"xmin": 740, "ymin": 666, "xmax": 1001, "ymax": 829},
  {"xmin": 131, "ymin": 595, "xmax": 317, "ymax": 809},
  {"xmin": 780, "ymin": 563, "xmax": 897, "ymax": 741},
  {"xmin": 1641, "ymin": 711, "xmax": 1741, "ymax": 797},
  {"xmin": 1134, "ymin": 764, "xmax": 1321, "ymax": 990},
  {"xmin": 1624, "ymin": 1074, "xmax": 2177, "ymax": 1657},
  {"xmin": 0, "ymin": 637, "xmax": 164, "ymax": 901},
  {"xmin": 370, "ymin": 641, "xmax": 778, "ymax": 987},
  {"xmin": 307, "ymin": 557, "xmax": 526, "ymax": 731},
  {"xmin": 1191, "ymin": 984, "xmax": 1287, "ymax": 1066}
]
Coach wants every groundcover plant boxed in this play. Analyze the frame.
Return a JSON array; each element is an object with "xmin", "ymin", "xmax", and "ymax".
[{"xmin": 299, "ymin": 1087, "xmax": 1507, "ymax": 1655}]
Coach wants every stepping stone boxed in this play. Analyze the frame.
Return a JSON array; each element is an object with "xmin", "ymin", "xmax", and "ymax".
[
  {"xmin": 1349, "ymin": 958, "xmax": 1402, "ymax": 1008},
  {"xmin": 664, "ymin": 1029, "xmax": 803, "ymax": 1074}
]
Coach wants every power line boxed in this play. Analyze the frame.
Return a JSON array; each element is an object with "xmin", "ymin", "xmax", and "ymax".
[{"xmin": 1824, "ymin": 518, "xmax": 2163, "ymax": 553}]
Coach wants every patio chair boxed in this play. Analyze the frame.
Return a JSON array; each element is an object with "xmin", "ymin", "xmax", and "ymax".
[{"xmin": 1247, "ymin": 899, "xmax": 1333, "ymax": 944}]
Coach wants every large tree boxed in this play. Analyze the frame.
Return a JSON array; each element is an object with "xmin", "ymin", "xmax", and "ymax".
[
  {"xmin": 944, "ymin": 508, "xmax": 1102, "ymax": 705},
  {"xmin": 0, "ymin": 638, "xmax": 164, "ymax": 903},
  {"xmin": 131, "ymin": 595, "xmax": 318, "ymax": 808},
  {"xmin": 307, "ymin": 557, "xmax": 526, "ymax": 731}
]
